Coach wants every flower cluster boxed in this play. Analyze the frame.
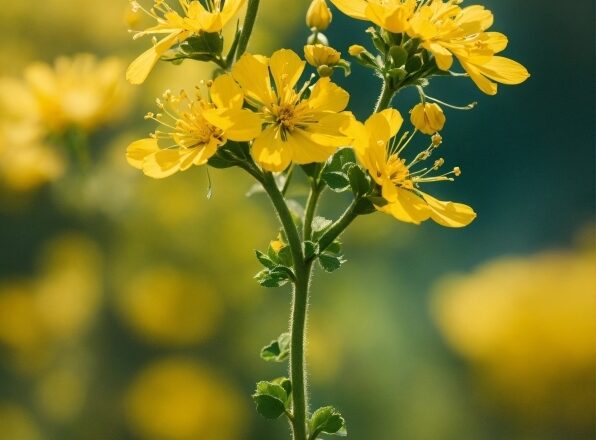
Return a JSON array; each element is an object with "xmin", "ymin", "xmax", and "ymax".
[{"xmin": 123, "ymin": 0, "xmax": 530, "ymax": 437}]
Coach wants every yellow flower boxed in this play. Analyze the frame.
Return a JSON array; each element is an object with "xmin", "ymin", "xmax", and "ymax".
[
  {"xmin": 126, "ymin": 74, "xmax": 262, "ymax": 178},
  {"xmin": 304, "ymin": 44, "xmax": 341, "ymax": 67},
  {"xmin": 410, "ymin": 102, "xmax": 446, "ymax": 134},
  {"xmin": 230, "ymin": 49, "xmax": 353, "ymax": 172},
  {"xmin": 23, "ymin": 54, "xmax": 128, "ymax": 132},
  {"xmin": 127, "ymin": 0, "xmax": 245, "ymax": 84},
  {"xmin": 347, "ymin": 109, "xmax": 476, "ymax": 227},
  {"xmin": 431, "ymin": 245, "xmax": 596, "ymax": 428},
  {"xmin": 330, "ymin": 0, "xmax": 417, "ymax": 33},
  {"xmin": 306, "ymin": 0, "xmax": 333, "ymax": 31},
  {"xmin": 408, "ymin": 0, "xmax": 530, "ymax": 95}
]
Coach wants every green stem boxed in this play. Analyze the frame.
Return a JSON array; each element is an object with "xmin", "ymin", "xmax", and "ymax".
[
  {"xmin": 313, "ymin": 199, "xmax": 359, "ymax": 258},
  {"xmin": 236, "ymin": 0, "xmax": 261, "ymax": 59},
  {"xmin": 260, "ymin": 172, "xmax": 309, "ymax": 440},
  {"xmin": 373, "ymin": 79, "xmax": 395, "ymax": 113},
  {"xmin": 303, "ymin": 182, "xmax": 322, "ymax": 241}
]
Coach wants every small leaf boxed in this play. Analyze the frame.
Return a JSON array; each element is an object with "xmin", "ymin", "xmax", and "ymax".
[
  {"xmin": 309, "ymin": 406, "xmax": 347, "ymax": 437},
  {"xmin": 255, "ymin": 250, "xmax": 276, "ymax": 269},
  {"xmin": 322, "ymin": 171, "xmax": 350, "ymax": 192},
  {"xmin": 301, "ymin": 163, "xmax": 321, "ymax": 179},
  {"xmin": 311, "ymin": 216, "xmax": 332, "ymax": 240},
  {"xmin": 353, "ymin": 197, "xmax": 376, "ymax": 215},
  {"xmin": 260, "ymin": 332, "xmax": 291, "ymax": 362},
  {"xmin": 318, "ymin": 253, "xmax": 346, "ymax": 273},
  {"xmin": 303, "ymin": 241, "xmax": 319, "ymax": 260},
  {"xmin": 252, "ymin": 381, "xmax": 289, "ymax": 419},
  {"xmin": 347, "ymin": 164, "xmax": 370, "ymax": 196},
  {"xmin": 254, "ymin": 267, "xmax": 292, "ymax": 288},
  {"xmin": 389, "ymin": 45, "xmax": 408, "ymax": 67},
  {"xmin": 325, "ymin": 240, "xmax": 341, "ymax": 255}
]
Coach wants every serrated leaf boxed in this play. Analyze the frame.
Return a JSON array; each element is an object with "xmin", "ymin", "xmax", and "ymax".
[
  {"xmin": 272, "ymin": 377, "xmax": 292, "ymax": 397},
  {"xmin": 255, "ymin": 250, "xmax": 276, "ymax": 269},
  {"xmin": 309, "ymin": 406, "xmax": 346, "ymax": 437},
  {"xmin": 260, "ymin": 333, "xmax": 290, "ymax": 362},
  {"xmin": 318, "ymin": 253, "xmax": 346, "ymax": 273},
  {"xmin": 353, "ymin": 197, "xmax": 376, "ymax": 215},
  {"xmin": 322, "ymin": 171, "xmax": 350, "ymax": 192},
  {"xmin": 253, "ymin": 394, "xmax": 286, "ymax": 419},
  {"xmin": 325, "ymin": 240, "xmax": 341, "ymax": 255},
  {"xmin": 254, "ymin": 267, "xmax": 292, "ymax": 288}
]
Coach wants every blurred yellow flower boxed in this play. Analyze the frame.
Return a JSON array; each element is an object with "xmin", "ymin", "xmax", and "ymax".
[
  {"xmin": 0, "ymin": 234, "xmax": 101, "ymax": 371},
  {"xmin": 407, "ymin": 1, "xmax": 529, "ymax": 95},
  {"xmin": 410, "ymin": 102, "xmax": 446, "ymax": 135},
  {"xmin": 24, "ymin": 54, "xmax": 129, "ymax": 131},
  {"xmin": 0, "ymin": 79, "xmax": 64, "ymax": 191},
  {"xmin": 125, "ymin": 358, "xmax": 247, "ymax": 440},
  {"xmin": 347, "ymin": 109, "xmax": 475, "ymax": 226},
  {"xmin": 127, "ymin": 74, "xmax": 261, "ymax": 178},
  {"xmin": 116, "ymin": 267, "xmax": 223, "ymax": 346},
  {"xmin": 0, "ymin": 404, "xmax": 42, "ymax": 440},
  {"xmin": 432, "ymin": 246, "xmax": 596, "ymax": 427},
  {"xmin": 127, "ymin": 0, "xmax": 246, "ymax": 84},
  {"xmin": 232, "ymin": 49, "xmax": 353, "ymax": 171},
  {"xmin": 306, "ymin": 0, "xmax": 333, "ymax": 31},
  {"xmin": 34, "ymin": 362, "xmax": 87, "ymax": 422},
  {"xmin": 330, "ymin": 0, "xmax": 417, "ymax": 33}
]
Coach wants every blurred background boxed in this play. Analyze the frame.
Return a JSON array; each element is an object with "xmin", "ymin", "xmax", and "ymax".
[{"xmin": 0, "ymin": 0, "xmax": 594, "ymax": 439}]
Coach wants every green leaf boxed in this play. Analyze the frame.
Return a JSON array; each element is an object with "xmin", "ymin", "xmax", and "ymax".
[
  {"xmin": 389, "ymin": 45, "xmax": 408, "ymax": 67},
  {"xmin": 273, "ymin": 377, "xmax": 292, "ymax": 398},
  {"xmin": 311, "ymin": 216, "xmax": 332, "ymax": 240},
  {"xmin": 185, "ymin": 32, "xmax": 224, "ymax": 56},
  {"xmin": 318, "ymin": 253, "xmax": 346, "ymax": 273},
  {"xmin": 325, "ymin": 240, "xmax": 341, "ymax": 255},
  {"xmin": 252, "ymin": 381, "xmax": 289, "ymax": 419},
  {"xmin": 303, "ymin": 241, "xmax": 319, "ymax": 260},
  {"xmin": 322, "ymin": 171, "xmax": 350, "ymax": 192},
  {"xmin": 260, "ymin": 333, "xmax": 290, "ymax": 362},
  {"xmin": 254, "ymin": 267, "xmax": 292, "ymax": 288},
  {"xmin": 207, "ymin": 151, "xmax": 236, "ymax": 169},
  {"xmin": 405, "ymin": 54, "xmax": 423, "ymax": 72},
  {"xmin": 353, "ymin": 197, "xmax": 376, "ymax": 215},
  {"xmin": 309, "ymin": 406, "xmax": 347, "ymax": 437},
  {"xmin": 347, "ymin": 164, "xmax": 370, "ymax": 196},
  {"xmin": 255, "ymin": 250, "xmax": 276, "ymax": 269}
]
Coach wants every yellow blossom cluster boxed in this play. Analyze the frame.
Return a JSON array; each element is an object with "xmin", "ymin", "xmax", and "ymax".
[{"xmin": 331, "ymin": 0, "xmax": 529, "ymax": 94}]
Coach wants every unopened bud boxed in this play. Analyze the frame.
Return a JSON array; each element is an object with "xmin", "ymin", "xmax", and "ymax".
[
  {"xmin": 410, "ymin": 102, "xmax": 446, "ymax": 135},
  {"xmin": 453, "ymin": 166, "xmax": 461, "ymax": 176},
  {"xmin": 348, "ymin": 45, "xmax": 366, "ymax": 56},
  {"xmin": 431, "ymin": 133, "xmax": 442, "ymax": 146},
  {"xmin": 306, "ymin": 0, "xmax": 332, "ymax": 31}
]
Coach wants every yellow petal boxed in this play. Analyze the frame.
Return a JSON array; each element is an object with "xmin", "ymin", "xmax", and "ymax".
[
  {"xmin": 126, "ymin": 138, "xmax": 160, "ymax": 169},
  {"xmin": 475, "ymin": 56, "xmax": 530, "ymax": 85},
  {"xmin": 422, "ymin": 192, "xmax": 477, "ymax": 227},
  {"xmin": 378, "ymin": 108, "xmax": 403, "ymax": 138},
  {"xmin": 286, "ymin": 129, "xmax": 337, "ymax": 164},
  {"xmin": 364, "ymin": 111, "xmax": 392, "ymax": 144},
  {"xmin": 202, "ymin": 108, "xmax": 262, "ymax": 141},
  {"xmin": 231, "ymin": 53, "xmax": 274, "ymax": 106},
  {"xmin": 307, "ymin": 77, "xmax": 349, "ymax": 112},
  {"xmin": 219, "ymin": 0, "xmax": 246, "ymax": 25},
  {"xmin": 269, "ymin": 49, "xmax": 305, "ymax": 94},
  {"xmin": 425, "ymin": 42, "xmax": 454, "ymax": 71},
  {"xmin": 251, "ymin": 126, "xmax": 292, "ymax": 172},
  {"xmin": 210, "ymin": 74, "xmax": 244, "ymax": 110},
  {"xmin": 126, "ymin": 31, "xmax": 189, "ymax": 85},
  {"xmin": 378, "ymin": 188, "xmax": 431, "ymax": 225},
  {"xmin": 459, "ymin": 58, "xmax": 497, "ymax": 95},
  {"xmin": 329, "ymin": 0, "xmax": 367, "ymax": 19},
  {"xmin": 142, "ymin": 149, "xmax": 182, "ymax": 179},
  {"xmin": 482, "ymin": 32, "xmax": 508, "ymax": 53}
]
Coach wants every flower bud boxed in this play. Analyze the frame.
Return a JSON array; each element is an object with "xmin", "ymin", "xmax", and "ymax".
[
  {"xmin": 410, "ymin": 103, "xmax": 446, "ymax": 135},
  {"xmin": 306, "ymin": 0, "xmax": 332, "ymax": 31},
  {"xmin": 348, "ymin": 45, "xmax": 366, "ymax": 56},
  {"xmin": 304, "ymin": 44, "xmax": 341, "ymax": 68}
]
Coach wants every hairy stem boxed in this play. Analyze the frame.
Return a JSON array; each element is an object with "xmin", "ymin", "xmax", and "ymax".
[
  {"xmin": 303, "ymin": 182, "xmax": 322, "ymax": 241},
  {"xmin": 236, "ymin": 0, "xmax": 261, "ymax": 60},
  {"xmin": 373, "ymin": 79, "xmax": 395, "ymax": 113},
  {"xmin": 260, "ymin": 172, "xmax": 309, "ymax": 440}
]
